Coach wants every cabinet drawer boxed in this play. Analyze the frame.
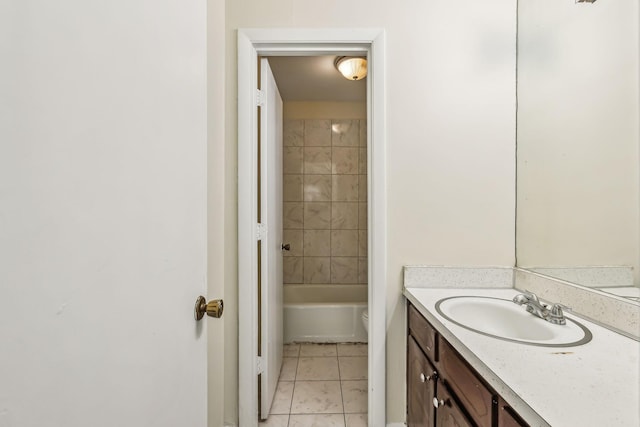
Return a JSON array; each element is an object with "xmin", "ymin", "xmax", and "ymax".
[
  {"xmin": 439, "ymin": 339, "xmax": 494, "ymax": 427},
  {"xmin": 408, "ymin": 304, "xmax": 437, "ymax": 361}
]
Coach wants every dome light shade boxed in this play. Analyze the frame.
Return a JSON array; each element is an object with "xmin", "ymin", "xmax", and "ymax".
[{"xmin": 335, "ymin": 57, "xmax": 367, "ymax": 81}]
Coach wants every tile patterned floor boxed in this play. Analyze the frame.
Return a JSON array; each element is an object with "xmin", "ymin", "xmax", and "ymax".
[{"xmin": 259, "ymin": 343, "xmax": 368, "ymax": 427}]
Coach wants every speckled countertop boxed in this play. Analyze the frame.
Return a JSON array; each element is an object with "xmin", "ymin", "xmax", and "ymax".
[{"xmin": 404, "ymin": 287, "xmax": 640, "ymax": 427}]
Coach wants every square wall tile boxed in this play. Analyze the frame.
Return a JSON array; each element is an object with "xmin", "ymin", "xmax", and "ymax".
[
  {"xmin": 331, "ymin": 257, "xmax": 359, "ymax": 284},
  {"xmin": 358, "ymin": 175, "xmax": 367, "ymax": 201},
  {"xmin": 332, "ymin": 147, "xmax": 359, "ymax": 175},
  {"xmin": 358, "ymin": 257, "xmax": 368, "ymax": 284},
  {"xmin": 283, "ymin": 229, "xmax": 303, "ymax": 257},
  {"xmin": 283, "ymin": 175, "xmax": 303, "ymax": 201},
  {"xmin": 331, "ymin": 202, "xmax": 358, "ymax": 229},
  {"xmin": 303, "ymin": 230, "xmax": 331, "ymax": 256},
  {"xmin": 331, "ymin": 120, "xmax": 359, "ymax": 147},
  {"xmin": 283, "ymin": 202, "xmax": 304, "ymax": 229},
  {"xmin": 304, "ymin": 147, "xmax": 332, "ymax": 174},
  {"xmin": 332, "ymin": 175, "xmax": 359, "ymax": 201},
  {"xmin": 304, "ymin": 257, "xmax": 331, "ymax": 283},
  {"xmin": 283, "ymin": 257, "xmax": 303, "ymax": 284},
  {"xmin": 359, "ymin": 120, "xmax": 367, "ymax": 147},
  {"xmin": 358, "ymin": 203, "xmax": 367, "ymax": 230},
  {"xmin": 304, "ymin": 202, "xmax": 331, "ymax": 230},
  {"xmin": 331, "ymin": 230, "xmax": 359, "ymax": 256},
  {"xmin": 304, "ymin": 175, "xmax": 332, "ymax": 201},
  {"xmin": 358, "ymin": 230, "xmax": 367, "ymax": 257},
  {"xmin": 359, "ymin": 148, "xmax": 367, "ymax": 174},
  {"xmin": 304, "ymin": 119, "xmax": 331, "ymax": 146},
  {"xmin": 284, "ymin": 119, "xmax": 304, "ymax": 146},
  {"xmin": 283, "ymin": 147, "xmax": 303, "ymax": 174}
]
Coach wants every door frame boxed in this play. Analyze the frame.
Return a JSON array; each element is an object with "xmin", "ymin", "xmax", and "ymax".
[{"xmin": 237, "ymin": 28, "xmax": 387, "ymax": 426}]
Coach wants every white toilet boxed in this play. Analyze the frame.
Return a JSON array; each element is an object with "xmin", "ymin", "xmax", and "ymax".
[{"xmin": 361, "ymin": 310, "xmax": 369, "ymax": 333}]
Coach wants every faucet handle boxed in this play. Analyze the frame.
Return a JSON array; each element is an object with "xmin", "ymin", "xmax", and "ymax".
[
  {"xmin": 547, "ymin": 303, "xmax": 570, "ymax": 325},
  {"xmin": 550, "ymin": 304, "xmax": 563, "ymax": 316},
  {"xmin": 550, "ymin": 303, "xmax": 571, "ymax": 314},
  {"xmin": 523, "ymin": 290, "xmax": 540, "ymax": 302}
]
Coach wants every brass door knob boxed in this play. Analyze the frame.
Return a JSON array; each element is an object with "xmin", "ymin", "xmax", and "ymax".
[{"xmin": 194, "ymin": 296, "xmax": 224, "ymax": 320}]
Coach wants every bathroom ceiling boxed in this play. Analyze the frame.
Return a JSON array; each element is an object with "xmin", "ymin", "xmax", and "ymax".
[{"xmin": 267, "ymin": 56, "xmax": 366, "ymax": 102}]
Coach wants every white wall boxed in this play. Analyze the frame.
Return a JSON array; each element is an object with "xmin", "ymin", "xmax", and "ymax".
[
  {"xmin": 223, "ymin": 1, "xmax": 517, "ymax": 422},
  {"xmin": 284, "ymin": 101, "xmax": 367, "ymax": 120},
  {"xmin": 517, "ymin": 0, "xmax": 640, "ymax": 284}
]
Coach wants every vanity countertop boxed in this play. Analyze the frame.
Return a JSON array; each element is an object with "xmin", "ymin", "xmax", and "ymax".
[{"xmin": 404, "ymin": 287, "xmax": 640, "ymax": 427}]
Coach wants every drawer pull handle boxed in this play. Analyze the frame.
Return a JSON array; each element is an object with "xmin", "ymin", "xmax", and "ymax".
[
  {"xmin": 420, "ymin": 371, "xmax": 437, "ymax": 382},
  {"xmin": 419, "ymin": 373, "xmax": 431, "ymax": 382},
  {"xmin": 433, "ymin": 397, "xmax": 447, "ymax": 408}
]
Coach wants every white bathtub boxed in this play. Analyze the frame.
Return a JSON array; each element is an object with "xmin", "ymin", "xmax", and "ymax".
[{"xmin": 283, "ymin": 285, "xmax": 368, "ymax": 343}]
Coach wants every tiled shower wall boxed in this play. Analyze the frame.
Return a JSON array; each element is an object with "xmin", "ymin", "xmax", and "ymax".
[{"xmin": 282, "ymin": 119, "xmax": 367, "ymax": 286}]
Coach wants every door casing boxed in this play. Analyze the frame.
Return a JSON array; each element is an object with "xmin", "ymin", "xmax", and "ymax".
[{"xmin": 237, "ymin": 28, "xmax": 387, "ymax": 426}]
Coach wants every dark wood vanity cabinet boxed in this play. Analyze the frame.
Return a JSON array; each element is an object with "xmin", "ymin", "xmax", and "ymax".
[
  {"xmin": 497, "ymin": 398, "xmax": 529, "ymax": 427},
  {"xmin": 434, "ymin": 383, "xmax": 474, "ymax": 427},
  {"xmin": 407, "ymin": 302, "xmax": 529, "ymax": 427},
  {"xmin": 408, "ymin": 335, "xmax": 436, "ymax": 426}
]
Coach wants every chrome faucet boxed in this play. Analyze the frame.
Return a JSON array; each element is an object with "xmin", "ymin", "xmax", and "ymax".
[{"xmin": 512, "ymin": 291, "xmax": 567, "ymax": 325}]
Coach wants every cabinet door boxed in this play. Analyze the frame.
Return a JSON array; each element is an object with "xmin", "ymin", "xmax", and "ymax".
[
  {"xmin": 435, "ymin": 384, "xmax": 475, "ymax": 427},
  {"xmin": 408, "ymin": 335, "xmax": 437, "ymax": 427},
  {"xmin": 498, "ymin": 404, "xmax": 529, "ymax": 427}
]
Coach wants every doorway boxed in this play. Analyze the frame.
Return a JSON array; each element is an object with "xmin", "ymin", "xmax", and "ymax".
[
  {"xmin": 237, "ymin": 28, "xmax": 386, "ymax": 427},
  {"xmin": 265, "ymin": 55, "xmax": 368, "ymax": 425}
]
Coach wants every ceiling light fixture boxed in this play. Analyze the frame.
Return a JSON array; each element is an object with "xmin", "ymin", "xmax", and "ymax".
[{"xmin": 334, "ymin": 56, "xmax": 367, "ymax": 81}]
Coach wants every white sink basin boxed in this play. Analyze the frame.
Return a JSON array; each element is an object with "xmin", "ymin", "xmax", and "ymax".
[{"xmin": 435, "ymin": 296, "xmax": 592, "ymax": 347}]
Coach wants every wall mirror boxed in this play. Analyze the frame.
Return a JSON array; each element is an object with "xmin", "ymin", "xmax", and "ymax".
[{"xmin": 515, "ymin": 2, "xmax": 639, "ymax": 304}]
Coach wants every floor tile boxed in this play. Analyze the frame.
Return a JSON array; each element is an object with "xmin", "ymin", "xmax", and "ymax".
[
  {"xmin": 300, "ymin": 343, "xmax": 337, "ymax": 357},
  {"xmin": 342, "ymin": 380, "xmax": 367, "ymax": 413},
  {"xmin": 345, "ymin": 413, "xmax": 367, "ymax": 427},
  {"xmin": 259, "ymin": 414, "xmax": 289, "ymax": 426},
  {"xmin": 270, "ymin": 381, "xmax": 295, "ymax": 414},
  {"xmin": 289, "ymin": 414, "xmax": 346, "ymax": 427},
  {"xmin": 284, "ymin": 343, "xmax": 301, "ymax": 357},
  {"xmin": 337, "ymin": 343, "xmax": 368, "ymax": 357},
  {"xmin": 338, "ymin": 357, "xmax": 367, "ymax": 380},
  {"xmin": 290, "ymin": 381, "xmax": 344, "ymax": 414},
  {"xmin": 280, "ymin": 357, "xmax": 298, "ymax": 381},
  {"xmin": 297, "ymin": 357, "xmax": 340, "ymax": 380}
]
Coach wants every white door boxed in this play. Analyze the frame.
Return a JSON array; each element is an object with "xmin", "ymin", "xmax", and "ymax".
[
  {"xmin": 0, "ymin": 2, "xmax": 211, "ymax": 426},
  {"xmin": 259, "ymin": 58, "xmax": 284, "ymax": 419}
]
